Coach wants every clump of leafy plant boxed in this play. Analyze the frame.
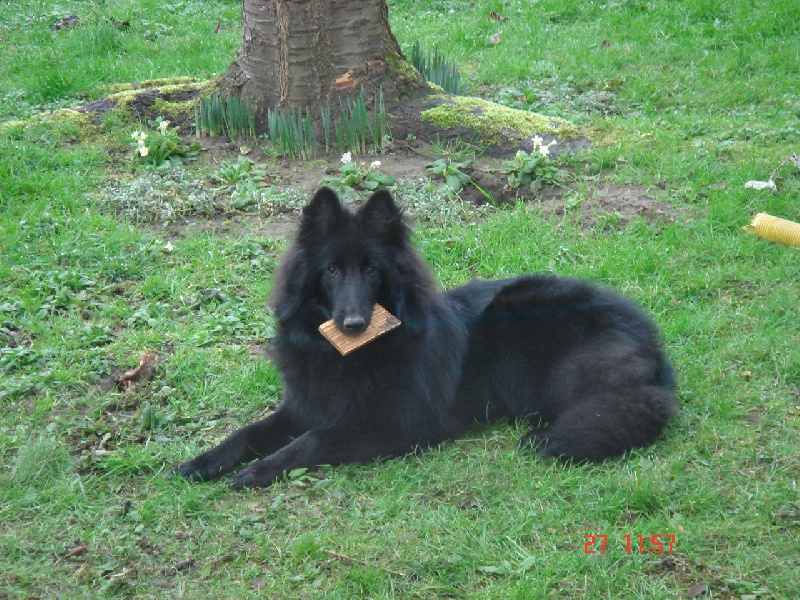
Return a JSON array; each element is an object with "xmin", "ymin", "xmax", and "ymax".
[
  {"xmin": 334, "ymin": 87, "xmax": 390, "ymax": 155},
  {"xmin": 266, "ymin": 105, "xmax": 317, "ymax": 160},
  {"xmin": 501, "ymin": 136, "xmax": 567, "ymax": 192},
  {"xmin": 429, "ymin": 135, "xmax": 483, "ymax": 163},
  {"xmin": 102, "ymin": 168, "xmax": 227, "ymax": 223},
  {"xmin": 253, "ymin": 187, "xmax": 310, "ymax": 215},
  {"xmin": 318, "ymin": 153, "xmax": 396, "ymax": 202},
  {"xmin": 131, "ymin": 117, "xmax": 201, "ymax": 169},
  {"xmin": 260, "ymin": 87, "xmax": 390, "ymax": 159},
  {"xmin": 195, "ymin": 93, "xmax": 257, "ymax": 139},
  {"xmin": 219, "ymin": 185, "xmax": 310, "ymax": 216},
  {"xmin": 210, "ymin": 157, "xmax": 267, "ymax": 193},
  {"xmin": 426, "ymin": 158, "xmax": 472, "ymax": 192},
  {"xmin": 393, "ymin": 178, "xmax": 493, "ymax": 227},
  {"xmin": 410, "ymin": 41, "xmax": 463, "ymax": 94}
]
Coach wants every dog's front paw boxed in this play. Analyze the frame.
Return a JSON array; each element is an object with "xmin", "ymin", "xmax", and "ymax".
[
  {"xmin": 171, "ymin": 459, "xmax": 205, "ymax": 482},
  {"xmin": 171, "ymin": 452, "xmax": 226, "ymax": 483},
  {"xmin": 229, "ymin": 459, "xmax": 284, "ymax": 490}
]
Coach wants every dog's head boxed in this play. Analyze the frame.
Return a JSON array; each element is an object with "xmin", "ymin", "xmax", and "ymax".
[{"xmin": 272, "ymin": 187, "xmax": 423, "ymax": 336}]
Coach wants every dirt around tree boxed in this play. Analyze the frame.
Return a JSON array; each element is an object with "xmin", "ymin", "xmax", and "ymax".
[{"xmin": 76, "ymin": 78, "xmax": 682, "ymax": 241}]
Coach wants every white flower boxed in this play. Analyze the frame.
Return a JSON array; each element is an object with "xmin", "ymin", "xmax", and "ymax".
[
  {"xmin": 340, "ymin": 152, "xmax": 352, "ymax": 164},
  {"xmin": 137, "ymin": 146, "xmax": 149, "ymax": 157},
  {"xmin": 369, "ymin": 160, "xmax": 381, "ymax": 171},
  {"xmin": 137, "ymin": 138, "xmax": 146, "ymax": 146},
  {"xmin": 534, "ymin": 137, "xmax": 557, "ymax": 157},
  {"xmin": 131, "ymin": 131, "xmax": 141, "ymax": 140},
  {"xmin": 158, "ymin": 120, "xmax": 170, "ymax": 133}
]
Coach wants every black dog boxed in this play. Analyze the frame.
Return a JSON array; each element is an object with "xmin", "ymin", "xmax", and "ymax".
[{"xmin": 175, "ymin": 187, "xmax": 678, "ymax": 488}]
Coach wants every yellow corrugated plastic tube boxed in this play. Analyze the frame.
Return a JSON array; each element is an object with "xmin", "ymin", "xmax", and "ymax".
[{"xmin": 742, "ymin": 213, "xmax": 800, "ymax": 247}]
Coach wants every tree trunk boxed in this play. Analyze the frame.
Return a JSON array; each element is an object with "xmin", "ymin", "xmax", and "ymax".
[{"xmin": 222, "ymin": 0, "xmax": 405, "ymax": 131}]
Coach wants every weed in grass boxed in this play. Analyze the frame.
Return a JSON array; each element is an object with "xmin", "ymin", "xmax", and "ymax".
[
  {"xmin": 11, "ymin": 434, "xmax": 71, "ymax": 487},
  {"xmin": 0, "ymin": 300, "xmax": 26, "ymax": 343},
  {"xmin": 410, "ymin": 40, "xmax": 464, "ymax": 94}
]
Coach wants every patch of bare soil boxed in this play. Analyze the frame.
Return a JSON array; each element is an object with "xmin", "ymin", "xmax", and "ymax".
[
  {"xmin": 82, "ymin": 83, "xmax": 680, "ymax": 239},
  {"xmin": 105, "ymin": 116, "xmax": 680, "ymax": 241},
  {"xmin": 152, "ymin": 211, "xmax": 298, "ymax": 243},
  {"xmin": 540, "ymin": 181, "xmax": 685, "ymax": 229},
  {"xmin": 465, "ymin": 164, "xmax": 683, "ymax": 229}
]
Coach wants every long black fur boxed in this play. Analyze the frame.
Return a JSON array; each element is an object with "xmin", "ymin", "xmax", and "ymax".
[{"xmin": 175, "ymin": 187, "xmax": 678, "ymax": 489}]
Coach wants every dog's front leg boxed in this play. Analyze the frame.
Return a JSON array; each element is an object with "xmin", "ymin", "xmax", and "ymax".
[
  {"xmin": 229, "ymin": 426, "xmax": 415, "ymax": 489},
  {"xmin": 174, "ymin": 409, "xmax": 301, "ymax": 482}
]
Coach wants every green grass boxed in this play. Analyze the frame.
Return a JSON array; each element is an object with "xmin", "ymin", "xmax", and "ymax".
[{"xmin": 2, "ymin": 0, "xmax": 800, "ymax": 597}]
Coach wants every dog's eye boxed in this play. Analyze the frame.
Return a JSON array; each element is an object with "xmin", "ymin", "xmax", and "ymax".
[
  {"xmin": 327, "ymin": 264, "xmax": 340, "ymax": 276},
  {"xmin": 363, "ymin": 265, "xmax": 376, "ymax": 275}
]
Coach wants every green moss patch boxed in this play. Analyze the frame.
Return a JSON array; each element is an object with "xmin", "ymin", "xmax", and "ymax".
[
  {"xmin": 0, "ymin": 108, "xmax": 96, "ymax": 138},
  {"xmin": 385, "ymin": 52, "xmax": 425, "ymax": 87},
  {"xmin": 104, "ymin": 77, "xmax": 218, "ymax": 113},
  {"xmin": 421, "ymin": 95, "xmax": 579, "ymax": 144}
]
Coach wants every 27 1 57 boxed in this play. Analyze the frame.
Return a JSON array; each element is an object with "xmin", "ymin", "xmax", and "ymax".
[{"xmin": 583, "ymin": 534, "xmax": 676, "ymax": 554}]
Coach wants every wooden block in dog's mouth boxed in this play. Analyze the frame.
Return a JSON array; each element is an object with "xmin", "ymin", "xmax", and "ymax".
[{"xmin": 318, "ymin": 304, "xmax": 401, "ymax": 355}]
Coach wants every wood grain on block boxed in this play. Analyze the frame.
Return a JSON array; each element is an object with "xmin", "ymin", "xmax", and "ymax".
[{"xmin": 318, "ymin": 304, "xmax": 401, "ymax": 355}]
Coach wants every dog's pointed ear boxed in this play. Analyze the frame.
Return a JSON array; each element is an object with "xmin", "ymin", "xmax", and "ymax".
[
  {"xmin": 359, "ymin": 189, "xmax": 406, "ymax": 240},
  {"xmin": 301, "ymin": 187, "xmax": 345, "ymax": 237}
]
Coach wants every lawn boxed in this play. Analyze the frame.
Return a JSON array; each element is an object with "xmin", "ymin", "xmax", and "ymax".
[{"xmin": 1, "ymin": 0, "xmax": 799, "ymax": 598}]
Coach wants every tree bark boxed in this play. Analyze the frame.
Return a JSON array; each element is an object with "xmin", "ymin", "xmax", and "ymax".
[{"xmin": 222, "ymin": 0, "xmax": 404, "ymax": 131}]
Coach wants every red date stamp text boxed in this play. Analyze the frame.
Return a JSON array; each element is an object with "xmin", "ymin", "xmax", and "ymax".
[{"xmin": 583, "ymin": 534, "xmax": 676, "ymax": 554}]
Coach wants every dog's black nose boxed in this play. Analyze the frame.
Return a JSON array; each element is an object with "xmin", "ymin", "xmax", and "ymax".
[{"xmin": 343, "ymin": 316, "xmax": 367, "ymax": 334}]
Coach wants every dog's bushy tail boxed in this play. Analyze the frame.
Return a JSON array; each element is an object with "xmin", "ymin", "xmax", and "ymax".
[{"xmin": 521, "ymin": 384, "xmax": 678, "ymax": 462}]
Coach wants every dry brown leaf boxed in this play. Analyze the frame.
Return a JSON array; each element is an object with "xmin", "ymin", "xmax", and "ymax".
[
  {"xmin": 117, "ymin": 350, "xmax": 160, "ymax": 391},
  {"xmin": 65, "ymin": 545, "xmax": 88, "ymax": 560}
]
